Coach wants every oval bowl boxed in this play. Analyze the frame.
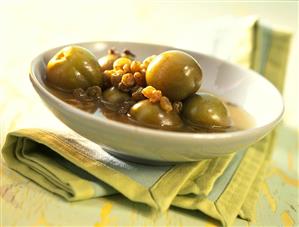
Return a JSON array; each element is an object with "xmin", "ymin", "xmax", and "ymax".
[{"xmin": 29, "ymin": 41, "xmax": 284, "ymax": 163}]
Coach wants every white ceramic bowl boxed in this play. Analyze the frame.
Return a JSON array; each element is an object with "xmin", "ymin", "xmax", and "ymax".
[{"xmin": 29, "ymin": 41, "xmax": 284, "ymax": 163}]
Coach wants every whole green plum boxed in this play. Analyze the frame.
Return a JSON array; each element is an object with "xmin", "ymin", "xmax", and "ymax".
[
  {"xmin": 102, "ymin": 87, "xmax": 130, "ymax": 104},
  {"xmin": 146, "ymin": 50, "xmax": 202, "ymax": 101},
  {"xmin": 182, "ymin": 93, "xmax": 232, "ymax": 128},
  {"xmin": 129, "ymin": 100, "xmax": 183, "ymax": 129},
  {"xmin": 98, "ymin": 50, "xmax": 120, "ymax": 71},
  {"xmin": 46, "ymin": 46, "xmax": 104, "ymax": 91}
]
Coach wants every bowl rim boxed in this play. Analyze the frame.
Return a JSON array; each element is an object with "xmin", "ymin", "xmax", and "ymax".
[{"xmin": 29, "ymin": 41, "xmax": 285, "ymax": 141}]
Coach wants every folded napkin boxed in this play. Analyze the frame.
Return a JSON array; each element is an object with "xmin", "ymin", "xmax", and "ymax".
[
  {"xmin": 1, "ymin": 19, "xmax": 291, "ymax": 226},
  {"xmin": 2, "ymin": 128, "xmax": 273, "ymax": 226}
]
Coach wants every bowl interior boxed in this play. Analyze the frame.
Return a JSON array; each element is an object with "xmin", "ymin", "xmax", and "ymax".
[
  {"xmin": 38, "ymin": 41, "xmax": 283, "ymax": 129},
  {"xmin": 29, "ymin": 41, "xmax": 285, "ymax": 162}
]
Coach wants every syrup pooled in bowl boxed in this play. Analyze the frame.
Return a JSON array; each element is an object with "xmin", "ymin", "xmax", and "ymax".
[
  {"xmin": 46, "ymin": 85, "xmax": 255, "ymax": 133},
  {"xmin": 45, "ymin": 46, "xmax": 255, "ymax": 133}
]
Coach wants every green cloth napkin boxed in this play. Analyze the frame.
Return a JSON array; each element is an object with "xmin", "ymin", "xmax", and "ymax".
[
  {"xmin": 1, "ymin": 20, "xmax": 291, "ymax": 226},
  {"xmin": 2, "ymin": 129, "xmax": 271, "ymax": 226}
]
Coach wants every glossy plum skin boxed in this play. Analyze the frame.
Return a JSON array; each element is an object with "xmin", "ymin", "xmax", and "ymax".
[
  {"xmin": 102, "ymin": 87, "xmax": 130, "ymax": 104},
  {"xmin": 146, "ymin": 50, "xmax": 202, "ymax": 101},
  {"xmin": 182, "ymin": 93, "xmax": 232, "ymax": 128},
  {"xmin": 129, "ymin": 100, "xmax": 183, "ymax": 129},
  {"xmin": 46, "ymin": 46, "xmax": 104, "ymax": 91},
  {"xmin": 98, "ymin": 52, "xmax": 120, "ymax": 71},
  {"xmin": 46, "ymin": 47, "xmax": 234, "ymax": 132}
]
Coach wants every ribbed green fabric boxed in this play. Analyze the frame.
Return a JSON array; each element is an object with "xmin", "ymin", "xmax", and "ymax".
[
  {"xmin": 251, "ymin": 21, "xmax": 292, "ymax": 92},
  {"xmin": 239, "ymin": 21, "xmax": 292, "ymax": 222},
  {"xmin": 2, "ymin": 129, "xmax": 232, "ymax": 211}
]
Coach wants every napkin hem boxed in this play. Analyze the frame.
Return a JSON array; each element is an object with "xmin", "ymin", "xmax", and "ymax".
[
  {"xmin": 150, "ymin": 160, "xmax": 209, "ymax": 211},
  {"xmin": 2, "ymin": 129, "xmax": 159, "ymax": 208},
  {"xmin": 214, "ymin": 134, "xmax": 272, "ymax": 226}
]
